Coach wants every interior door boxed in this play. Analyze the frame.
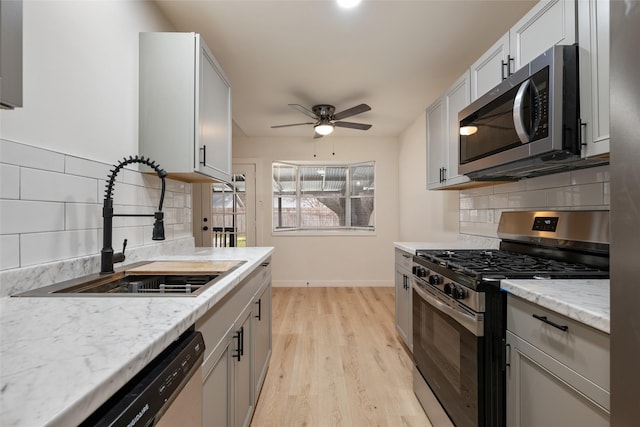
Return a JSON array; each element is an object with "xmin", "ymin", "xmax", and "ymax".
[{"xmin": 193, "ymin": 164, "xmax": 256, "ymax": 247}]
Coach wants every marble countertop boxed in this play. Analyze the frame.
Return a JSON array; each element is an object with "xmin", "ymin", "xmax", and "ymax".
[
  {"xmin": 0, "ymin": 246, "xmax": 274, "ymax": 427},
  {"xmin": 501, "ymin": 279, "xmax": 610, "ymax": 334}
]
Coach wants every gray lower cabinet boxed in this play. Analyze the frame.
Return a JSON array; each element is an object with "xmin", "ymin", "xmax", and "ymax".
[
  {"xmin": 234, "ymin": 307, "xmax": 253, "ymax": 427},
  {"xmin": 394, "ymin": 249, "xmax": 413, "ymax": 351},
  {"xmin": 506, "ymin": 294, "xmax": 610, "ymax": 427},
  {"xmin": 198, "ymin": 259, "xmax": 272, "ymax": 427},
  {"xmin": 253, "ymin": 279, "xmax": 272, "ymax": 399},
  {"xmin": 202, "ymin": 335, "xmax": 231, "ymax": 427}
]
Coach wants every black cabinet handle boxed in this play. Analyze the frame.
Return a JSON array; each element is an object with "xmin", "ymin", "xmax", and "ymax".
[
  {"xmin": 255, "ymin": 299, "xmax": 262, "ymax": 321},
  {"xmin": 199, "ymin": 145, "xmax": 207, "ymax": 166},
  {"xmin": 501, "ymin": 60, "xmax": 507, "ymax": 80},
  {"xmin": 233, "ymin": 328, "xmax": 242, "ymax": 361},
  {"xmin": 504, "ymin": 341, "xmax": 511, "ymax": 369},
  {"xmin": 532, "ymin": 314, "xmax": 568, "ymax": 332},
  {"xmin": 508, "ymin": 55, "xmax": 514, "ymax": 76},
  {"xmin": 239, "ymin": 326, "xmax": 245, "ymax": 356},
  {"xmin": 442, "ymin": 167, "xmax": 447, "ymax": 182}
]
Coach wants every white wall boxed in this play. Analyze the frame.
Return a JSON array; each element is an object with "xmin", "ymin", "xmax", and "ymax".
[
  {"xmin": 397, "ymin": 112, "xmax": 459, "ymax": 242},
  {"xmin": 233, "ymin": 135, "xmax": 399, "ymax": 287},
  {"xmin": 0, "ymin": 0, "xmax": 172, "ymax": 163}
]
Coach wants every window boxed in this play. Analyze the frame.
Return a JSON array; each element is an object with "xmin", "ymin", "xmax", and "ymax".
[{"xmin": 272, "ymin": 161, "xmax": 375, "ymax": 232}]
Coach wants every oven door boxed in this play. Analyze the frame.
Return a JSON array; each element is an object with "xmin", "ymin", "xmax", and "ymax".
[{"xmin": 413, "ymin": 279, "xmax": 484, "ymax": 427}]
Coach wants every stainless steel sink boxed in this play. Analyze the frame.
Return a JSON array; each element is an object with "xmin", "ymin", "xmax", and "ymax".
[{"xmin": 13, "ymin": 260, "xmax": 245, "ymax": 297}]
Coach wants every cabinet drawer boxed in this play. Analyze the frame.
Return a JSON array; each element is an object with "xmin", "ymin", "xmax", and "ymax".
[
  {"xmin": 395, "ymin": 249, "xmax": 413, "ymax": 270},
  {"xmin": 507, "ymin": 294, "xmax": 609, "ymax": 393}
]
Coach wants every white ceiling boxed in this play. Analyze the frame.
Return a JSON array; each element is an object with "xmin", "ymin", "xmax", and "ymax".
[{"xmin": 154, "ymin": 0, "xmax": 536, "ymax": 139}]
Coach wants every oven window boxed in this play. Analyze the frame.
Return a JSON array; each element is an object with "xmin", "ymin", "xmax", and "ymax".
[
  {"xmin": 413, "ymin": 287, "xmax": 482, "ymax": 427},
  {"xmin": 432, "ymin": 314, "xmax": 461, "ymax": 392}
]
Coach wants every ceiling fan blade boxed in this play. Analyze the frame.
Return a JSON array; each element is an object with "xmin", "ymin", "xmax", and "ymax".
[
  {"xmin": 289, "ymin": 104, "xmax": 318, "ymax": 119},
  {"xmin": 333, "ymin": 103, "xmax": 371, "ymax": 120},
  {"xmin": 334, "ymin": 121, "xmax": 372, "ymax": 131},
  {"xmin": 271, "ymin": 122, "xmax": 315, "ymax": 128}
]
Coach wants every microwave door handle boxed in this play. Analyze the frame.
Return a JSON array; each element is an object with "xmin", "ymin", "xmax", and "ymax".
[{"xmin": 513, "ymin": 79, "xmax": 531, "ymax": 143}]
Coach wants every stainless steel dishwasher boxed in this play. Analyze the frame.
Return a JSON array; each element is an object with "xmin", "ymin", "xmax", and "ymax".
[{"xmin": 81, "ymin": 329, "xmax": 204, "ymax": 427}]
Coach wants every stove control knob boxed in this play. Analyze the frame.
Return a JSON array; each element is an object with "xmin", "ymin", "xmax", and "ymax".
[
  {"xmin": 415, "ymin": 267, "xmax": 428, "ymax": 278},
  {"xmin": 428, "ymin": 275, "xmax": 442, "ymax": 285},
  {"xmin": 453, "ymin": 286, "xmax": 466, "ymax": 300},
  {"xmin": 443, "ymin": 283, "xmax": 452, "ymax": 295}
]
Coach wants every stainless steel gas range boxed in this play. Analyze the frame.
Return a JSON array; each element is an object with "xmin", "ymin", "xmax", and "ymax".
[{"xmin": 411, "ymin": 210, "xmax": 610, "ymax": 427}]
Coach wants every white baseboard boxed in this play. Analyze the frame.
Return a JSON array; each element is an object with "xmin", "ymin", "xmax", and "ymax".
[{"xmin": 272, "ymin": 280, "xmax": 392, "ymax": 287}]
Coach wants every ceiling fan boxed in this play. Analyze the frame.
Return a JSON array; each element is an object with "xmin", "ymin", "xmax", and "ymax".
[{"xmin": 271, "ymin": 103, "xmax": 372, "ymax": 138}]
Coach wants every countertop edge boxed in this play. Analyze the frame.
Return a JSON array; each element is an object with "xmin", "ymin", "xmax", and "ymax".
[{"xmin": 501, "ymin": 279, "xmax": 610, "ymax": 334}]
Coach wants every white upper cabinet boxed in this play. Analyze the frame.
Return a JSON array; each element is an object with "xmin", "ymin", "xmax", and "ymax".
[
  {"xmin": 510, "ymin": 0, "xmax": 577, "ymax": 71},
  {"xmin": 470, "ymin": 33, "xmax": 510, "ymax": 102},
  {"xmin": 578, "ymin": 0, "xmax": 610, "ymax": 159},
  {"xmin": 139, "ymin": 32, "xmax": 232, "ymax": 183},
  {"xmin": 470, "ymin": 0, "xmax": 577, "ymax": 102},
  {"xmin": 426, "ymin": 97, "xmax": 446, "ymax": 189},
  {"xmin": 427, "ymin": 72, "xmax": 471, "ymax": 190}
]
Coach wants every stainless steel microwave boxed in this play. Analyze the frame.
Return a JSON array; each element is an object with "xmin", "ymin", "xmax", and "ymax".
[{"xmin": 458, "ymin": 45, "xmax": 606, "ymax": 181}]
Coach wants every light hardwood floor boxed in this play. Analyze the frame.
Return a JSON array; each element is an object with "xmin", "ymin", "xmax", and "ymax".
[{"xmin": 250, "ymin": 287, "xmax": 432, "ymax": 427}]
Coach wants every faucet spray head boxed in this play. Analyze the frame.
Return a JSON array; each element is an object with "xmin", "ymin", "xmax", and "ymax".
[{"xmin": 152, "ymin": 211, "xmax": 165, "ymax": 240}]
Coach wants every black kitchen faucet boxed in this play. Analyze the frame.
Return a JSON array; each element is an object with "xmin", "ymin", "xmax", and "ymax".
[{"xmin": 100, "ymin": 156, "xmax": 167, "ymax": 274}]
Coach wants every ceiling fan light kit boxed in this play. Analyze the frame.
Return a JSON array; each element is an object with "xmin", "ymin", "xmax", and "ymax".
[
  {"xmin": 271, "ymin": 103, "xmax": 372, "ymax": 138},
  {"xmin": 315, "ymin": 123, "xmax": 334, "ymax": 136}
]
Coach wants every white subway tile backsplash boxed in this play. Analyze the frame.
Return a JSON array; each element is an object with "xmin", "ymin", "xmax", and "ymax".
[
  {"xmin": 508, "ymin": 189, "xmax": 547, "ymax": 208},
  {"xmin": 460, "ymin": 186, "xmax": 494, "ymax": 197},
  {"xmin": 0, "ymin": 235, "xmax": 20, "ymax": 270},
  {"xmin": 112, "ymin": 226, "xmax": 146, "ymax": 249},
  {"xmin": 0, "ymin": 164, "xmax": 20, "ymax": 199},
  {"xmin": 166, "ymin": 179, "xmax": 188, "ymax": 194},
  {"xmin": 547, "ymin": 183, "xmax": 604, "ymax": 207},
  {"xmin": 0, "ymin": 139, "xmax": 65, "ymax": 172},
  {"xmin": 20, "ymin": 229, "xmax": 99, "ymax": 267},
  {"xmin": 460, "ymin": 196, "xmax": 474, "ymax": 210},
  {"xmin": 21, "ymin": 168, "xmax": 98, "ymax": 203},
  {"xmin": 1, "ymin": 142, "xmax": 194, "ymax": 272},
  {"xmin": 571, "ymin": 165, "xmax": 610, "ymax": 185},
  {"xmin": 492, "ymin": 180, "xmax": 526, "ymax": 194},
  {"xmin": 460, "ymin": 165, "xmax": 610, "ymax": 239},
  {"xmin": 459, "ymin": 221, "xmax": 499, "ymax": 238},
  {"xmin": 524, "ymin": 172, "xmax": 571, "ymax": 190},
  {"xmin": 489, "ymin": 193, "xmax": 509, "ymax": 209},
  {"xmin": 65, "ymin": 203, "xmax": 102, "ymax": 230},
  {"xmin": 65, "ymin": 156, "xmax": 113, "ymax": 180},
  {"xmin": 0, "ymin": 200, "xmax": 65, "ymax": 234}
]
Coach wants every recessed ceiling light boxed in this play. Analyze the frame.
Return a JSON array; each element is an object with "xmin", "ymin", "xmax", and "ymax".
[{"xmin": 337, "ymin": 0, "xmax": 362, "ymax": 9}]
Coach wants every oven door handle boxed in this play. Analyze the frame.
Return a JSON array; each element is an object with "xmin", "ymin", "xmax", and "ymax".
[{"xmin": 413, "ymin": 282, "xmax": 483, "ymax": 337}]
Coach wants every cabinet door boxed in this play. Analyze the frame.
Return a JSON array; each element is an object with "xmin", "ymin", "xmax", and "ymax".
[
  {"xmin": 444, "ymin": 72, "xmax": 471, "ymax": 186},
  {"xmin": 253, "ymin": 282, "xmax": 272, "ymax": 399},
  {"xmin": 509, "ymin": 0, "xmax": 577, "ymax": 72},
  {"xmin": 203, "ymin": 337, "xmax": 232, "ymax": 427},
  {"xmin": 578, "ymin": 0, "xmax": 610, "ymax": 158},
  {"xmin": 470, "ymin": 32, "xmax": 510, "ymax": 101},
  {"xmin": 198, "ymin": 39, "xmax": 232, "ymax": 183},
  {"xmin": 426, "ymin": 98, "xmax": 446, "ymax": 189},
  {"xmin": 234, "ymin": 309, "xmax": 253, "ymax": 427},
  {"xmin": 506, "ymin": 331, "xmax": 610, "ymax": 427}
]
